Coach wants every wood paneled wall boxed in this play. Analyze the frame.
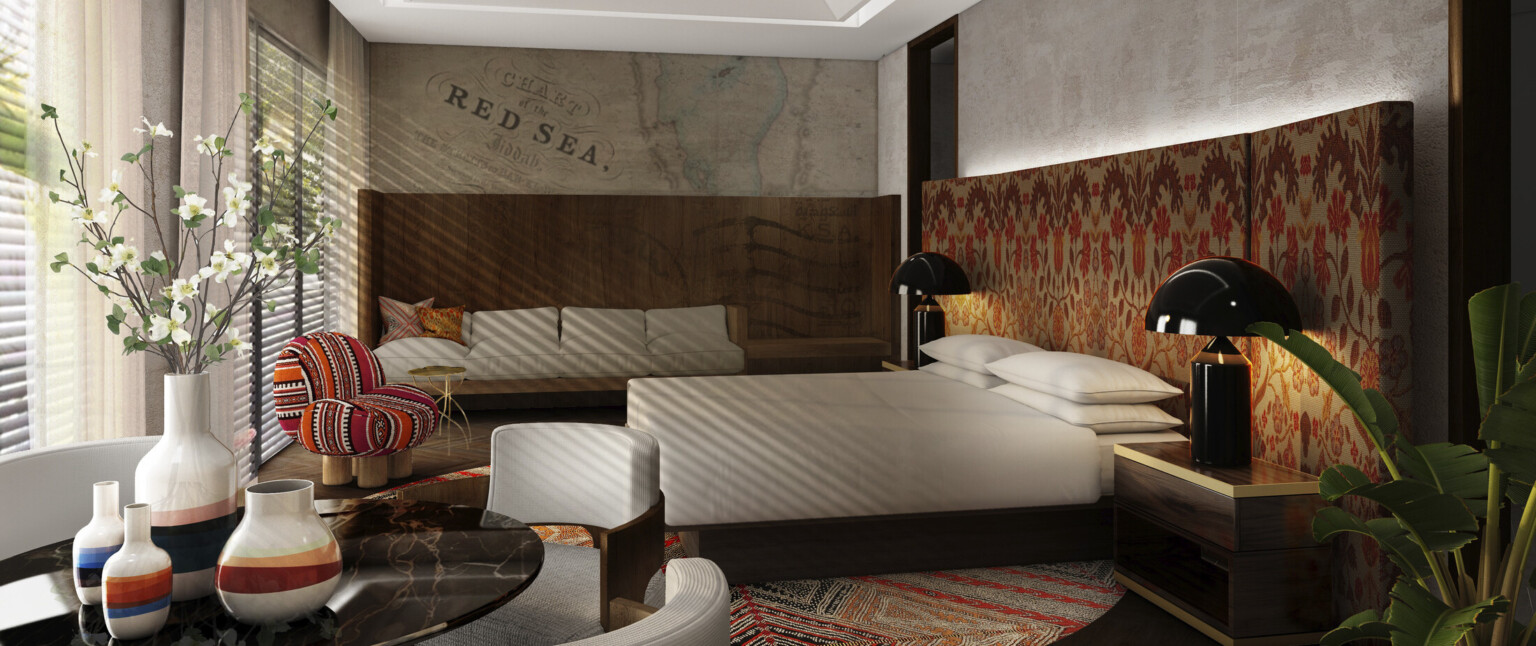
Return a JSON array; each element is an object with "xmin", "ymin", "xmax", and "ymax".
[{"xmin": 357, "ymin": 190, "xmax": 900, "ymax": 347}]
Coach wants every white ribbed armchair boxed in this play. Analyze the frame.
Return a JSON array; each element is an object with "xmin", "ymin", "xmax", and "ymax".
[{"xmin": 563, "ymin": 558, "xmax": 730, "ymax": 646}]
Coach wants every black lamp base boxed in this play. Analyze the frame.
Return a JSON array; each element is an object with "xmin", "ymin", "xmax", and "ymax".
[
  {"xmin": 914, "ymin": 297, "xmax": 945, "ymax": 367},
  {"xmin": 1189, "ymin": 335, "xmax": 1251, "ymax": 467}
]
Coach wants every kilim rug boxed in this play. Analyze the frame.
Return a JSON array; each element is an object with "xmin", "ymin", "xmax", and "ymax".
[{"xmin": 371, "ymin": 467, "xmax": 1123, "ymax": 645}]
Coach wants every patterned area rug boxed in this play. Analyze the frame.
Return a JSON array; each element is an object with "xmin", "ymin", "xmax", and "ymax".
[{"xmin": 370, "ymin": 468, "xmax": 1123, "ymax": 645}]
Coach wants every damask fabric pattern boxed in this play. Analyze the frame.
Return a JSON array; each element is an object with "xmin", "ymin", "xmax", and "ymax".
[
  {"xmin": 1248, "ymin": 102, "xmax": 1414, "ymax": 613},
  {"xmin": 920, "ymin": 102, "xmax": 1412, "ymax": 616},
  {"xmin": 922, "ymin": 135, "xmax": 1252, "ymax": 423},
  {"xmin": 274, "ymin": 332, "xmax": 440, "ymax": 457}
]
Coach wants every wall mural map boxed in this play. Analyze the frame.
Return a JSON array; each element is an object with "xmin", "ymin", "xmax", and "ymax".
[{"xmin": 370, "ymin": 44, "xmax": 877, "ymax": 197}]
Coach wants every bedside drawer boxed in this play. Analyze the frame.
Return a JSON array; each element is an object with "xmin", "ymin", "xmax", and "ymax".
[{"xmin": 1116, "ymin": 456, "xmax": 1238, "ymax": 550}]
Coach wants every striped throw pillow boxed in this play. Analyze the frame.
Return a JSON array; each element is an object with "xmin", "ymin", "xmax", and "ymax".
[
  {"xmin": 379, "ymin": 296, "xmax": 434, "ymax": 344},
  {"xmin": 418, "ymin": 305, "xmax": 466, "ymax": 345}
]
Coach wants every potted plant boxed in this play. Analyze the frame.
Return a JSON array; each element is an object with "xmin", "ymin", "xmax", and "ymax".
[
  {"xmin": 40, "ymin": 94, "xmax": 339, "ymax": 600},
  {"xmin": 1250, "ymin": 282, "xmax": 1536, "ymax": 645}
]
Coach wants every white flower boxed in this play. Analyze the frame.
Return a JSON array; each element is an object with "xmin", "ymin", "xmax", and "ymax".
[
  {"xmin": 193, "ymin": 135, "xmax": 220, "ymax": 156},
  {"xmin": 269, "ymin": 222, "xmax": 295, "ymax": 244},
  {"xmin": 98, "ymin": 170, "xmax": 125, "ymax": 204},
  {"xmin": 164, "ymin": 278, "xmax": 198, "ymax": 302},
  {"xmin": 253, "ymin": 136, "xmax": 276, "ymax": 156},
  {"xmin": 91, "ymin": 254, "xmax": 113, "ymax": 273},
  {"xmin": 150, "ymin": 250, "xmax": 166, "ymax": 262},
  {"xmin": 254, "ymin": 249, "xmax": 279, "ymax": 278},
  {"xmin": 132, "ymin": 117, "xmax": 173, "ymax": 138},
  {"xmin": 71, "ymin": 205, "xmax": 100, "ymax": 225},
  {"xmin": 225, "ymin": 328, "xmax": 249, "ymax": 356},
  {"xmin": 226, "ymin": 174, "xmax": 252, "ymax": 195},
  {"xmin": 108, "ymin": 243, "xmax": 138, "ymax": 271},
  {"xmin": 173, "ymin": 194, "xmax": 208, "ymax": 222},
  {"xmin": 204, "ymin": 302, "xmax": 222, "ymax": 323},
  {"xmin": 148, "ymin": 305, "xmax": 191, "ymax": 345},
  {"xmin": 80, "ymin": 141, "xmax": 98, "ymax": 158},
  {"xmin": 197, "ymin": 265, "xmax": 217, "ymax": 281}
]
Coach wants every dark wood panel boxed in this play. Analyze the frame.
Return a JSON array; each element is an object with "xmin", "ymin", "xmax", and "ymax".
[
  {"xmin": 1229, "ymin": 544, "xmax": 1333, "ymax": 637},
  {"xmin": 676, "ymin": 499, "xmax": 1113, "ymax": 584},
  {"xmin": 1115, "ymin": 507, "xmax": 1231, "ymax": 631},
  {"xmin": 1116, "ymin": 457, "xmax": 1238, "ymax": 550},
  {"xmin": 1234, "ymin": 494, "xmax": 1330, "ymax": 551},
  {"xmin": 358, "ymin": 190, "xmax": 900, "ymax": 349}
]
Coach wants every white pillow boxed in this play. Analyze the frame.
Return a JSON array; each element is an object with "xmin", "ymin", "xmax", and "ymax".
[
  {"xmin": 919, "ymin": 361, "xmax": 1006, "ymax": 389},
  {"xmin": 985, "ymin": 351, "xmax": 1183, "ymax": 404},
  {"xmin": 990, "ymin": 383, "xmax": 1182, "ymax": 433},
  {"xmin": 919, "ymin": 335, "xmax": 1042, "ymax": 373},
  {"xmin": 646, "ymin": 305, "xmax": 729, "ymax": 343}
]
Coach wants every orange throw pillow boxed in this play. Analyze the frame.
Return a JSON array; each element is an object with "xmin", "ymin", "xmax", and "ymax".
[{"xmin": 418, "ymin": 305, "xmax": 466, "ymax": 345}]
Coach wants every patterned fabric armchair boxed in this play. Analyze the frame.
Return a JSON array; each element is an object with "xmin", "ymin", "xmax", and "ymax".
[{"xmin": 274, "ymin": 331, "xmax": 440, "ymax": 488}]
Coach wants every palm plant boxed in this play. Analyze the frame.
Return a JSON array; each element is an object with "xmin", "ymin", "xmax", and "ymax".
[{"xmin": 1250, "ymin": 282, "xmax": 1536, "ymax": 645}]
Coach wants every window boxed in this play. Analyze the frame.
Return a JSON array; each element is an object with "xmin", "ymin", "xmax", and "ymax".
[
  {"xmin": 245, "ymin": 28, "xmax": 330, "ymax": 478},
  {"xmin": 0, "ymin": 0, "xmax": 31, "ymax": 455}
]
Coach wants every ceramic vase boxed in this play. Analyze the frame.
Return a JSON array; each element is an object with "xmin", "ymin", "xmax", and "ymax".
[
  {"xmin": 102, "ymin": 503, "xmax": 172, "ymax": 640},
  {"xmin": 135, "ymin": 372, "xmax": 238, "ymax": 601},
  {"xmin": 72, "ymin": 481, "xmax": 125, "ymax": 605},
  {"xmin": 215, "ymin": 479, "xmax": 342, "ymax": 624}
]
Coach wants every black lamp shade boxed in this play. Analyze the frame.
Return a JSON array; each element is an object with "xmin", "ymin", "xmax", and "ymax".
[
  {"xmin": 1144, "ymin": 257, "xmax": 1301, "ymax": 336},
  {"xmin": 889, "ymin": 252, "xmax": 971, "ymax": 296}
]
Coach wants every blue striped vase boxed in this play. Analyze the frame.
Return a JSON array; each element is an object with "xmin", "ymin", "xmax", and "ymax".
[
  {"xmin": 72, "ymin": 480, "xmax": 124, "ymax": 605},
  {"xmin": 134, "ymin": 373, "xmax": 238, "ymax": 601},
  {"xmin": 102, "ymin": 503, "xmax": 172, "ymax": 640}
]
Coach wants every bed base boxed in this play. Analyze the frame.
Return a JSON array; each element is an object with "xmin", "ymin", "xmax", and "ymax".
[{"xmin": 671, "ymin": 497, "xmax": 1114, "ymax": 584}]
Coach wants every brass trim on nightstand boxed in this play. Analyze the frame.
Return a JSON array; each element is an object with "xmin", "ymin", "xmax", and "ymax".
[
  {"xmin": 1116, "ymin": 573, "xmax": 1327, "ymax": 646},
  {"xmin": 881, "ymin": 360, "xmax": 912, "ymax": 371},
  {"xmin": 1113, "ymin": 444, "xmax": 1319, "ymax": 498}
]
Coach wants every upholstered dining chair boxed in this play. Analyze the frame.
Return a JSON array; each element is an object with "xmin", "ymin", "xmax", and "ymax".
[
  {"xmin": 274, "ymin": 331, "xmax": 440, "ymax": 488},
  {"xmin": 561, "ymin": 558, "xmax": 731, "ymax": 646},
  {"xmin": 0, "ymin": 436, "xmax": 159, "ymax": 560}
]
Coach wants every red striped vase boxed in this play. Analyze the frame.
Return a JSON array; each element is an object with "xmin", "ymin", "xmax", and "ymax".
[
  {"xmin": 135, "ymin": 373, "xmax": 238, "ymax": 601},
  {"xmin": 215, "ymin": 479, "xmax": 342, "ymax": 624},
  {"xmin": 102, "ymin": 503, "xmax": 172, "ymax": 640}
]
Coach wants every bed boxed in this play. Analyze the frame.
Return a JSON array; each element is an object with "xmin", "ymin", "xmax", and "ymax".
[{"xmin": 628, "ymin": 369, "xmax": 1184, "ymax": 582}]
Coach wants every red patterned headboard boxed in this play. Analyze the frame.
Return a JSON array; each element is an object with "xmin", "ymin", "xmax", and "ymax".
[{"xmin": 921, "ymin": 102, "xmax": 1412, "ymax": 615}]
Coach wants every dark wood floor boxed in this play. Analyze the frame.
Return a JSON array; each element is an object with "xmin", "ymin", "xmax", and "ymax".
[{"xmin": 258, "ymin": 404, "xmax": 1216, "ymax": 642}]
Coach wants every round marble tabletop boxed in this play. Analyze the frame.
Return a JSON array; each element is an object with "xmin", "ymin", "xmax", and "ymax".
[
  {"xmin": 407, "ymin": 366, "xmax": 467, "ymax": 378},
  {"xmin": 0, "ymin": 499, "xmax": 544, "ymax": 646}
]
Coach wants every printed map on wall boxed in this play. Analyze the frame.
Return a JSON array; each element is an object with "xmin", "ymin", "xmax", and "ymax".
[{"xmin": 370, "ymin": 44, "xmax": 877, "ymax": 197}]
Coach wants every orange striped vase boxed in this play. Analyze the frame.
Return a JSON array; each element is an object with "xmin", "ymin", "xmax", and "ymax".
[
  {"xmin": 102, "ymin": 503, "xmax": 172, "ymax": 640},
  {"xmin": 215, "ymin": 480, "xmax": 342, "ymax": 624}
]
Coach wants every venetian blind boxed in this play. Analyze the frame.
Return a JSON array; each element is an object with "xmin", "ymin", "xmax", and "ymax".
[{"xmin": 0, "ymin": 0, "xmax": 32, "ymax": 455}]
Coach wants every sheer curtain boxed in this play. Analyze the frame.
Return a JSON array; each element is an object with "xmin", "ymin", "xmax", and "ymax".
[
  {"xmin": 25, "ymin": 0, "xmax": 146, "ymax": 447},
  {"xmin": 325, "ymin": 5, "xmax": 366, "ymax": 337}
]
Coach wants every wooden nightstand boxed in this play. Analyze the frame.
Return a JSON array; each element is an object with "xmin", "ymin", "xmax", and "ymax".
[
  {"xmin": 881, "ymin": 359, "xmax": 916, "ymax": 371},
  {"xmin": 1112, "ymin": 442, "xmax": 1332, "ymax": 646}
]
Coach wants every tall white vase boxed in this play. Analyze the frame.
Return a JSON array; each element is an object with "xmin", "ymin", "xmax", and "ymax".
[
  {"xmin": 72, "ymin": 480, "xmax": 124, "ymax": 605},
  {"xmin": 216, "ymin": 479, "xmax": 341, "ymax": 624},
  {"xmin": 135, "ymin": 372, "xmax": 238, "ymax": 601},
  {"xmin": 102, "ymin": 503, "xmax": 172, "ymax": 640}
]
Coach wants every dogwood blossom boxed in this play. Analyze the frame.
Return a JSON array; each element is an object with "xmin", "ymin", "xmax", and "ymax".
[
  {"xmin": 98, "ymin": 169, "xmax": 125, "ymax": 204},
  {"xmin": 193, "ymin": 135, "xmax": 221, "ymax": 156},
  {"xmin": 254, "ymin": 249, "xmax": 279, "ymax": 278},
  {"xmin": 225, "ymin": 328, "xmax": 249, "ymax": 356},
  {"xmin": 174, "ymin": 194, "xmax": 208, "ymax": 222},
  {"xmin": 147, "ymin": 305, "xmax": 191, "ymax": 345},
  {"xmin": 253, "ymin": 136, "xmax": 276, "ymax": 156},
  {"xmin": 132, "ymin": 117, "xmax": 173, "ymax": 138},
  {"xmin": 165, "ymin": 278, "xmax": 199, "ymax": 302},
  {"xmin": 108, "ymin": 244, "xmax": 139, "ymax": 272},
  {"xmin": 72, "ymin": 205, "xmax": 100, "ymax": 225}
]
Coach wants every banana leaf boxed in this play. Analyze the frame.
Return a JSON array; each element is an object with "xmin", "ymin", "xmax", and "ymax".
[
  {"xmin": 1249, "ymin": 322, "xmax": 1395, "ymax": 453},
  {"xmin": 1312, "ymin": 507, "xmax": 1432, "ymax": 581},
  {"xmin": 1469, "ymin": 284, "xmax": 1521, "ymax": 418},
  {"xmin": 1383, "ymin": 580, "xmax": 1507, "ymax": 646},
  {"xmin": 1320, "ymin": 609, "xmax": 1392, "ymax": 646},
  {"xmin": 1519, "ymin": 291, "xmax": 1536, "ymax": 368},
  {"xmin": 1481, "ymin": 378, "xmax": 1536, "ymax": 502},
  {"xmin": 1319, "ymin": 465, "xmax": 1478, "ymax": 553},
  {"xmin": 1395, "ymin": 437, "xmax": 1490, "ymax": 517}
]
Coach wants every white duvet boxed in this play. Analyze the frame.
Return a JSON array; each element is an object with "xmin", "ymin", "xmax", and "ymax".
[{"xmin": 628, "ymin": 370, "xmax": 1120, "ymax": 528}]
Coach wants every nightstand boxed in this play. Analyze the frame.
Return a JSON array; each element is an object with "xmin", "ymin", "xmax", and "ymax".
[
  {"xmin": 1112, "ymin": 442, "xmax": 1332, "ymax": 645},
  {"xmin": 881, "ymin": 359, "xmax": 916, "ymax": 371}
]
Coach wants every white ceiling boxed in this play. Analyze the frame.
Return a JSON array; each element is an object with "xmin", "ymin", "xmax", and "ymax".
[{"xmin": 331, "ymin": 0, "xmax": 980, "ymax": 60}]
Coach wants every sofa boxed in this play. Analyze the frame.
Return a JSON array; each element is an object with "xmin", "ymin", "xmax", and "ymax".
[{"xmin": 371, "ymin": 304, "xmax": 746, "ymax": 394}]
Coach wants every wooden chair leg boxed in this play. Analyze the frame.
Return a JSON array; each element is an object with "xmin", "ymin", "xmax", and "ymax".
[
  {"xmin": 321, "ymin": 455, "xmax": 353, "ymax": 486},
  {"xmin": 388, "ymin": 450, "xmax": 413, "ymax": 479},
  {"xmin": 356, "ymin": 455, "xmax": 390, "ymax": 488},
  {"xmin": 598, "ymin": 495, "xmax": 665, "ymax": 632}
]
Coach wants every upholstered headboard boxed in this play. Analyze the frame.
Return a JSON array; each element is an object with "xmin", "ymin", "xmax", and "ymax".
[{"xmin": 922, "ymin": 102, "xmax": 1413, "ymax": 615}]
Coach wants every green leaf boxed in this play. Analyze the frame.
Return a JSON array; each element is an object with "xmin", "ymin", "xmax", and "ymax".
[
  {"xmin": 172, "ymin": 185, "xmax": 186, "ymax": 199},
  {"xmin": 266, "ymin": 300, "xmax": 276, "ymax": 313},
  {"xmin": 1248, "ymin": 323, "xmax": 1393, "ymax": 453},
  {"xmin": 47, "ymin": 191, "xmax": 59, "ymax": 203},
  {"xmin": 1482, "ymin": 379, "xmax": 1536, "ymax": 499},
  {"xmin": 257, "ymin": 208, "xmax": 275, "ymax": 227},
  {"xmin": 105, "ymin": 315, "xmax": 120, "ymax": 335},
  {"xmin": 40, "ymin": 103, "xmax": 57, "ymax": 119},
  {"xmin": 121, "ymin": 153, "xmax": 138, "ymax": 163},
  {"xmin": 1319, "ymin": 609, "xmax": 1392, "ymax": 646},
  {"xmin": 1312, "ymin": 507, "xmax": 1432, "ymax": 582},
  {"xmin": 1519, "ymin": 291, "xmax": 1536, "ymax": 366},
  {"xmin": 1319, "ymin": 464, "xmax": 1478, "ymax": 553},
  {"xmin": 1381, "ymin": 579, "xmax": 1507, "ymax": 646},
  {"xmin": 1470, "ymin": 284, "xmax": 1522, "ymax": 418},
  {"xmin": 1395, "ymin": 438, "xmax": 1490, "ymax": 517}
]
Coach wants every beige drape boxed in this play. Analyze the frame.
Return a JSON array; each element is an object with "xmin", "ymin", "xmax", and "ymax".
[
  {"xmin": 324, "ymin": 5, "xmax": 367, "ymax": 337},
  {"xmin": 26, "ymin": 0, "xmax": 147, "ymax": 447}
]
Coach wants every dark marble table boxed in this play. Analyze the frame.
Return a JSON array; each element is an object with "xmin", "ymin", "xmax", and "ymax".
[{"xmin": 0, "ymin": 499, "xmax": 544, "ymax": 645}]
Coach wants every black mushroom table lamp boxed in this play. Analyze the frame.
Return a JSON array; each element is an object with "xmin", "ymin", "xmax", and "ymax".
[
  {"xmin": 1144, "ymin": 256, "xmax": 1301, "ymax": 467},
  {"xmin": 889, "ymin": 252, "xmax": 971, "ymax": 367}
]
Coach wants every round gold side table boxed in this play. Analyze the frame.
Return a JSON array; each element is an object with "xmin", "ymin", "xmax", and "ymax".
[{"xmin": 408, "ymin": 365, "xmax": 470, "ymax": 446}]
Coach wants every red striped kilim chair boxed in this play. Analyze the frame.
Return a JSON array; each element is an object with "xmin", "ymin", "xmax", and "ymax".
[{"xmin": 274, "ymin": 331, "xmax": 440, "ymax": 488}]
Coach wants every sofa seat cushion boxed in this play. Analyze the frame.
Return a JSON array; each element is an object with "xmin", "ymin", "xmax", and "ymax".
[
  {"xmin": 648, "ymin": 334, "xmax": 744, "ymax": 376},
  {"xmin": 466, "ymin": 353, "xmax": 563, "ymax": 380},
  {"xmin": 373, "ymin": 337, "xmax": 470, "ymax": 384},
  {"xmin": 560, "ymin": 307, "xmax": 652, "ymax": 378},
  {"xmin": 645, "ymin": 305, "xmax": 729, "ymax": 342}
]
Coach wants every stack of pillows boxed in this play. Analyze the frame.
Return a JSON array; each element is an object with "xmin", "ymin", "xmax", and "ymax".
[{"xmin": 919, "ymin": 334, "xmax": 1184, "ymax": 434}]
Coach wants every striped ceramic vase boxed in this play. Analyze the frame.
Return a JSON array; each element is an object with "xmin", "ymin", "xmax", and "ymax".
[
  {"xmin": 215, "ymin": 479, "xmax": 342, "ymax": 624},
  {"xmin": 135, "ymin": 372, "xmax": 238, "ymax": 601},
  {"xmin": 73, "ymin": 480, "xmax": 124, "ymax": 605},
  {"xmin": 102, "ymin": 503, "xmax": 172, "ymax": 640}
]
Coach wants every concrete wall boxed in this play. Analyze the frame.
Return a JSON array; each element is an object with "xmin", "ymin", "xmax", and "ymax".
[
  {"xmin": 1514, "ymin": 0, "xmax": 1536, "ymax": 289},
  {"xmin": 249, "ymin": 0, "xmax": 329, "ymax": 65},
  {"xmin": 369, "ymin": 44, "xmax": 877, "ymax": 197},
  {"xmin": 878, "ymin": 0, "xmax": 1450, "ymax": 439}
]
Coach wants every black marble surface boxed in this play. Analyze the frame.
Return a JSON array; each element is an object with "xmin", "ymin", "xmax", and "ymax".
[{"xmin": 0, "ymin": 499, "xmax": 544, "ymax": 646}]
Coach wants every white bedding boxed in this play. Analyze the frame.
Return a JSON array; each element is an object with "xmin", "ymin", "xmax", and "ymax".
[{"xmin": 627, "ymin": 370, "xmax": 1112, "ymax": 527}]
